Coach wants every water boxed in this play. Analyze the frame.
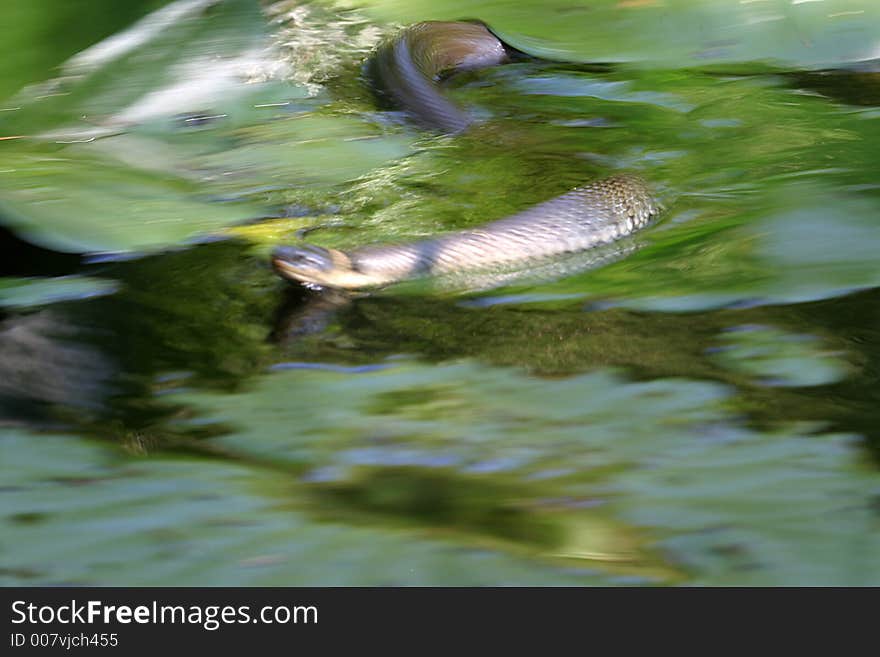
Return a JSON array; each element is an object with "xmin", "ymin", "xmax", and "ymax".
[{"xmin": 0, "ymin": 0, "xmax": 878, "ymax": 585}]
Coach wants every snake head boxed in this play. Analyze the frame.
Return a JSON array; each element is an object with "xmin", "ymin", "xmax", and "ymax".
[
  {"xmin": 272, "ymin": 244, "xmax": 376, "ymax": 290},
  {"xmin": 272, "ymin": 244, "xmax": 337, "ymax": 287},
  {"xmin": 274, "ymin": 244, "xmax": 334, "ymax": 270}
]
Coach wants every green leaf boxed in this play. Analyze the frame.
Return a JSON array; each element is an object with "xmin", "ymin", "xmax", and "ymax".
[
  {"xmin": 0, "ymin": 276, "xmax": 118, "ymax": 309},
  {"xmin": 165, "ymin": 360, "xmax": 880, "ymax": 585},
  {"xmin": 0, "ymin": 429, "xmax": 607, "ymax": 585},
  {"xmin": 708, "ymin": 324, "xmax": 851, "ymax": 387},
  {"xmin": 0, "ymin": 0, "xmax": 412, "ymax": 254},
  {"xmin": 339, "ymin": 0, "xmax": 880, "ymax": 70},
  {"xmin": 0, "ymin": 143, "xmax": 264, "ymax": 253}
]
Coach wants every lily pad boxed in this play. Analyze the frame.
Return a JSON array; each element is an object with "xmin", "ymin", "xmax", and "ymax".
[
  {"xmin": 0, "ymin": 0, "xmax": 413, "ymax": 254},
  {"xmin": 164, "ymin": 360, "xmax": 880, "ymax": 585},
  {"xmin": 708, "ymin": 324, "xmax": 851, "ymax": 387},
  {"xmin": 0, "ymin": 276, "xmax": 118, "ymax": 309},
  {"xmin": 3, "ymin": 0, "xmax": 278, "ymax": 136},
  {"xmin": 340, "ymin": 0, "xmax": 880, "ymax": 70},
  {"xmin": 0, "ymin": 429, "xmax": 608, "ymax": 585},
  {"xmin": 0, "ymin": 143, "xmax": 265, "ymax": 253}
]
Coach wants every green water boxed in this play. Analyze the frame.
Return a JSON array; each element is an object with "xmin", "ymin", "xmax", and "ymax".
[{"xmin": 0, "ymin": 0, "xmax": 878, "ymax": 585}]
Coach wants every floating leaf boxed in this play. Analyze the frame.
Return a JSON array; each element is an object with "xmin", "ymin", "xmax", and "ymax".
[
  {"xmin": 0, "ymin": 429, "xmax": 609, "ymax": 585},
  {"xmin": 341, "ymin": 0, "xmax": 880, "ymax": 70},
  {"xmin": 0, "ymin": 276, "xmax": 118, "ymax": 309},
  {"xmin": 165, "ymin": 360, "xmax": 880, "ymax": 585},
  {"xmin": 0, "ymin": 0, "xmax": 412, "ymax": 254},
  {"xmin": 708, "ymin": 324, "xmax": 851, "ymax": 387}
]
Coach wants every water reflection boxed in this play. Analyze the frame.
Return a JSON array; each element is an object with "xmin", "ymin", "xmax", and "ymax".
[{"xmin": 0, "ymin": 232, "xmax": 876, "ymax": 447}]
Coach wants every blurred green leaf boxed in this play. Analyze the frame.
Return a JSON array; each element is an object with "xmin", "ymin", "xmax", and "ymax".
[
  {"xmin": 0, "ymin": 0, "xmax": 167, "ymax": 103},
  {"xmin": 0, "ymin": 0, "xmax": 412, "ymax": 253},
  {"xmin": 0, "ymin": 429, "xmax": 607, "ymax": 585},
  {"xmin": 0, "ymin": 142, "xmax": 264, "ymax": 253},
  {"xmin": 708, "ymin": 324, "xmax": 851, "ymax": 387},
  {"xmin": 166, "ymin": 360, "xmax": 880, "ymax": 585},
  {"xmin": 339, "ymin": 0, "xmax": 880, "ymax": 70},
  {"xmin": 0, "ymin": 276, "xmax": 118, "ymax": 308},
  {"xmin": 615, "ymin": 429, "xmax": 880, "ymax": 585}
]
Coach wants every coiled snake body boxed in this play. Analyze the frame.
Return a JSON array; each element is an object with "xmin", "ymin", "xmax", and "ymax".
[{"xmin": 272, "ymin": 21, "xmax": 660, "ymax": 290}]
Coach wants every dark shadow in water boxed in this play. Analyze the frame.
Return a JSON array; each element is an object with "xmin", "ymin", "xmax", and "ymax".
[
  {"xmin": 310, "ymin": 466, "xmax": 563, "ymax": 548},
  {"xmin": 789, "ymin": 70, "xmax": 880, "ymax": 107},
  {"xmin": 0, "ymin": 226, "xmax": 83, "ymax": 277},
  {"xmin": 270, "ymin": 285, "xmax": 352, "ymax": 343},
  {"xmin": 780, "ymin": 288, "xmax": 880, "ymax": 453},
  {"xmin": 0, "ymin": 239, "xmax": 277, "ymax": 432}
]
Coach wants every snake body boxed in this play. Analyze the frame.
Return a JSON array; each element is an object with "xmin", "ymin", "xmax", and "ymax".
[
  {"xmin": 272, "ymin": 21, "xmax": 660, "ymax": 290},
  {"xmin": 365, "ymin": 20, "xmax": 509, "ymax": 133}
]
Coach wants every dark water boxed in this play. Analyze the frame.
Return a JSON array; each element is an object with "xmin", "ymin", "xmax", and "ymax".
[{"xmin": 1, "ymin": 0, "xmax": 878, "ymax": 585}]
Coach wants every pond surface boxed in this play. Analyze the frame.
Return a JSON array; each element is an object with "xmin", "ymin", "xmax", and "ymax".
[{"xmin": 1, "ymin": 0, "xmax": 878, "ymax": 585}]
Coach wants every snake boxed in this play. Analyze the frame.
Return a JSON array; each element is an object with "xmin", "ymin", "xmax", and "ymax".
[{"xmin": 272, "ymin": 21, "xmax": 661, "ymax": 290}]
